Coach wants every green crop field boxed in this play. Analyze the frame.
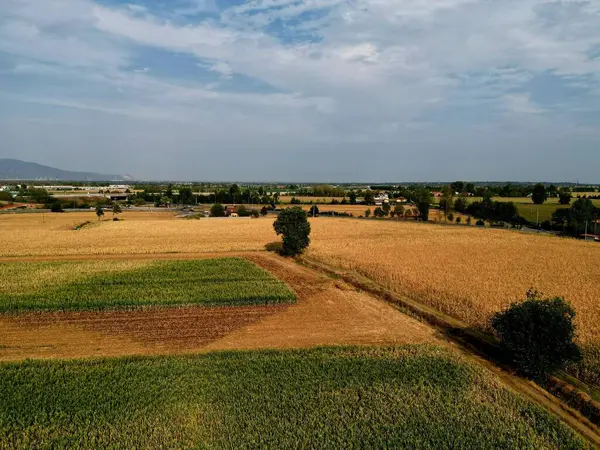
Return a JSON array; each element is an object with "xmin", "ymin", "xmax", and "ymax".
[
  {"xmin": 0, "ymin": 345, "xmax": 588, "ymax": 449},
  {"xmin": 0, "ymin": 258, "xmax": 296, "ymax": 313},
  {"xmin": 462, "ymin": 196, "xmax": 600, "ymax": 223}
]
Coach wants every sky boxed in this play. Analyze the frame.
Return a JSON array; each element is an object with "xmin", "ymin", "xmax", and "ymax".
[{"xmin": 1, "ymin": 0, "xmax": 599, "ymax": 182}]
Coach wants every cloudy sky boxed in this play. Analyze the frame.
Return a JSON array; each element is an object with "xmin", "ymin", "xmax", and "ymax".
[{"xmin": 1, "ymin": 0, "xmax": 599, "ymax": 181}]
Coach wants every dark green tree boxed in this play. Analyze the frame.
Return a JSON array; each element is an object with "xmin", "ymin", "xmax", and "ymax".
[
  {"xmin": 273, "ymin": 207, "xmax": 311, "ymax": 256},
  {"xmin": 454, "ymin": 196, "xmax": 468, "ymax": 213},
  {"xmin": 531, "ymin": 183, "xmax": 548, "ymax": 205},
  {"xmin": 415, "ymin": 188, "xmax": 433, "ymax": 221},
  {"xmin": 491, "ymin": 291, "xmax": 581, "ymax": 379},
  {"xmin": 349, "ymin": 191, "xmax": 357, "ymax": 205},
  {"xmin": 210, "ymin": 203, "xmax": 226, "ymax": 217},
  {"xmin": 112, "ymin": 203, "xmax": 122, "ymax": 217},
  {"xmin": 309, "ymin": 205, "xmax": 319, "ymax": 216},
  {"xmin": 50, "ymin": 201, "xmax": 64, "ymax": 213},
  {"xmin": 260, "ymin": 206, "xmax": 268, "ymax": 216},
  {"xmin": 558, "ymin": 190, "xmax": 572, "ymax": 205},
  {"xmin": 373, "ymin": 207, "xmax": 385, "ymax": 218},
  {"xmin": 179, "ymin": 187, "xmax": 194, "ymax": 204},
  {"xmin": 365, "ymin": 208, "xmax": 371, "ymax": 218},
  {"xmin": 363, "ymin": 191, "xmax": 375, "ymax": 205},
  {"xmin": 382, "ymin": 202, "xmax": 391, "ymax": 216},
  {"xmin": 96, "ymin": 206, "xmax": 104, "ymax": 220},
  {"xmin": 450, "ymin": 181, "xmax": 465, "ymax": 193}
]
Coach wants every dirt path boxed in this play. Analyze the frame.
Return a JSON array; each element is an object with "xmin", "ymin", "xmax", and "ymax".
[{"xmin": 0, "ymin": 252, "xmax": 442, "ymax": 361}]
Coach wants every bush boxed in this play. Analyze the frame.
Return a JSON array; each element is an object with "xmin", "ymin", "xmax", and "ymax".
[
  {"xmin": 260, "ymin": 206, "xmax": 268, "ymax": 216},
  {"xmin": 491, "ymin": 291, "xmax": 581, "ymax": 379},
  {"xmin": 447, "ymin": 213, "xmax": 454, "ymax": 222},
  {"xmin": 273, "ymin": 207, "xmax": 311, "ymax": 256},
  {"xmin": 50, "ymin": 201, "xmax": 64, "ymax": 213},
  {"xmin": 210, "ymin": 203, "xmax": 225, "ymax": 217},
  {"xmin": 476, "ymin": 219, "xmax": 485, "ymax": 227},
  {"xmin": 237, "ymin": 205, "xmax": 251, "ymax": 217},
  {"xmin": 251, "ymin": 210, "xmax": 259, "ymax": 218},
  {"xmin": 455, "ymin": 216, "xmax": 462, "ymax": 224}
]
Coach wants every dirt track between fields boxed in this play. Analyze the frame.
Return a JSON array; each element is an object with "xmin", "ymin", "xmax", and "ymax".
[{"xmin": 0, "ymin": 252, "xmax": 442, "ymax": 361}]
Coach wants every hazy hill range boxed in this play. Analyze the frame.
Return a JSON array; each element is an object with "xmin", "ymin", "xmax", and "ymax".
[{"xmin": 0, "ymin": 159, "xmax": 130, "ymax": 181}]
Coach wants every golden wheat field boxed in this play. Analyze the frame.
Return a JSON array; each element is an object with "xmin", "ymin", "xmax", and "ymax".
[
  {"xmin": 307, "ymin": 219, "xmax": 600, "ymax": 346},
  {"xmin": 0, "ymin": 212, "xmax": 274, "ymax": 256},
  {"xmin": 2, "ymin": 212, "xmax": 599, "ymax": 346}
]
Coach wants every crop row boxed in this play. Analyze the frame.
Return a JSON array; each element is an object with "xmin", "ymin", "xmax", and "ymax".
[
  {"xmin": 0, "ymin": 345, "xmax": 587, "ymax": 449},
  {"xmin": 0, "ymin": 258, "xmax": 296, "ymax": 313}
]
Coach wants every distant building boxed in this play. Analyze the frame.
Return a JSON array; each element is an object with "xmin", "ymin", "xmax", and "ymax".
[{"xmin": 374, "ymin": 193, "xmax": 389, "ymax": 206}]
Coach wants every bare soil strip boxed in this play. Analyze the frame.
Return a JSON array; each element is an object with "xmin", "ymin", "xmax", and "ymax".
[{"xmin": 0, "ymin": 252, "xmax": 442, "ymax": 361}]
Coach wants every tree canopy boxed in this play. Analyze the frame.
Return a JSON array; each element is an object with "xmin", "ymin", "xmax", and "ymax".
[{"xmin": 273, "ymin": 207, "xmax": 311, "ymax": 256}]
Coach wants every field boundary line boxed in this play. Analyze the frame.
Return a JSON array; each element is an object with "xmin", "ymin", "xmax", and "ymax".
[{"xmin": 299, "ymin": 256, "xmax": 600, "ymax": 447}]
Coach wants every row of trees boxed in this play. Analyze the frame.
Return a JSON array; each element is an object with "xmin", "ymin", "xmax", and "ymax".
[{"xmin": 551, "ymin": 198, "xmax": 599, "ymax": 236}]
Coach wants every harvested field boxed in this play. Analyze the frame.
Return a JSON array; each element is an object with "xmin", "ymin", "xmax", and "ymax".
[
  {"xmin": 0, "ymin": 253, "xmax": 441, "ymax": 361},
  {"xmin": 0, "ymin": 346, "xmax": 588, "ymax": 449},
  {"xmin": 306, "ymin": 219, "xmax": 600, "ymax": 385},
  {"xmin": 0, "ymin": 211, "xmax": 273, "ymax": 256},
  {"xmin": 307, "ymin": 219, "xmax": 600, "ymax": 345}
]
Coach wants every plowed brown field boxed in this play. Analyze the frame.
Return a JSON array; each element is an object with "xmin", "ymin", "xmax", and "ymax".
[{"xmin": 0, "ymin": 253, "xmax": 441, "ymax": 361}]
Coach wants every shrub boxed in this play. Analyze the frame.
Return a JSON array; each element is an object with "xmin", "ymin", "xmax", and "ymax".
[
  {"xmin": 50, "ymin": 201, "xmax": 64, "ymax": 213},
  {"xmin": 373, "ymin": 207, "xmax": 385, "ymax": 218},
  {"xmin": 491, "ymin": 291, "xmax": 581, "ymax": 379},
  {"xmin": 260, "ymin": 206, "xmax": 268, "ymax": 216},
  {"xmin": 237, "ymin": 205, "xmax": 251, "ymax": 217},
  {"xmin": 476, "ymin": 219, "xmax": 485, "ymax": 227},
  {"xmin": 210, "ymin": 203, "xmax": 225, "ymax": 217},
  {"xmin": 448, "ymin": 213, "xmax": 454, "ymax": 222},
  {"xmin": 251, "ymin": 210, "xmax": 260, "ymax": 218},
  {"xmin": 273, "ymin": 207, "xmax": 311, "ymax": 256},
  {"xmin": 455, "ymin": 217, "xmax": 462, "ymax": 224}
]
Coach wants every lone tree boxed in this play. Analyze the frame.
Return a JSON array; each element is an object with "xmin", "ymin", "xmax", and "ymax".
[
  {"xmin": 95, "ymin": 205, "xmax": 104, "ymax": 220},
  {"xmin": 491, "ymin": 290, "xmax": 581, "ymax": 379},
  {"xmin": 273, "ymin": 206, "xmax": 311, "ymax": 256},
  {"xmin": 531, "ymin": 183, "xmax": 548, "ymax": 205},
  {"xmin": 210, "ymin": 203, "xmax": 226, "ymax": 217},
  {"xmin": 112, "ymin": 203, "xmax": 122, "ymax": 217},
  {"xmin": 260, "ymin": 206, "xmax": 269, "ymax": 216}
]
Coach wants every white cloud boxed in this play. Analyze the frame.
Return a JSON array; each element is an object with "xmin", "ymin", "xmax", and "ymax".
[
  {"xmin": 1, "ymin": 0, "xmax": 600, "ymax": 180},
  {"xmin": 503, "ymin": 93, "xmax": 546, "ymax": 114}
]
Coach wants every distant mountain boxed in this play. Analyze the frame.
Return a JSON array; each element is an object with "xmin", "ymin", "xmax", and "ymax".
[{"xmin": 0, "ymin": 159, "xmax": 131, "ymax": 181}]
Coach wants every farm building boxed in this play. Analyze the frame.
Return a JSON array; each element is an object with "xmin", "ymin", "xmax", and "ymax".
[{"xmin": 374, "ymin": 193, "xmax": 389, "ymax": 205}]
